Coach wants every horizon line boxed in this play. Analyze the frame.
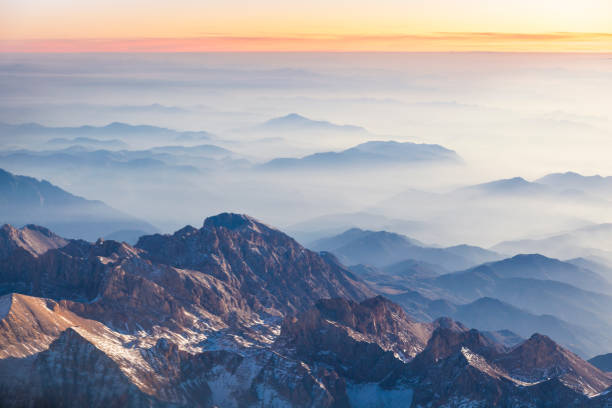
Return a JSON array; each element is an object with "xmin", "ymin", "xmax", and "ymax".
[{"xmin": 2, "ymin": 32, "xmax": 612, "ymax": 53}]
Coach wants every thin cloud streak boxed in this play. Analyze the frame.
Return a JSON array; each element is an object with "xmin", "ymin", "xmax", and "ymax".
[{"xmin": 2, "ymin": 32, "xmax": 612, "ymax": 53}]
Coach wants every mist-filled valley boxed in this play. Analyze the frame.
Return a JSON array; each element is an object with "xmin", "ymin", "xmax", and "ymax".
[
  {"xmin": 0, "ymin": 53, "xmax": 611, "ymax": 243},
  {"xmin": 2, "ymin": 51, "xmax": 612, "ymax": 407}
]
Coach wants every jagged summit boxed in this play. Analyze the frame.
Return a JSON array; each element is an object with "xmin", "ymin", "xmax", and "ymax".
[
  {"xmin": 0, "ymin": 223, "xmax": 68, "ymax": 258},
  {"xmin": 495, "ymin": 333, "xmax": 612, "ymax": 395},
  {"xmin": 278, "ymin": 296, "xmax": 433, "ymax": 385},
  {"xmin": 1, "ymin": 218, "xmax": 611, "ymax": 407},
  {"xmin": 136, "ymin": 214, "xmax": 373, "ymax": 315},
  {"xmin": 203, "ymin": 212, "xmax": 261, "ymax": 230},
  {"xmin": 433, "ymin": 316, "xmax": 469, "ymax": 332}
]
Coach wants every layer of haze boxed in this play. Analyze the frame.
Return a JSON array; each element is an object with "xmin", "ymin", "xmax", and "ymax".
[{"xmin": 1, "ymin": 52, "xmax": 612, "ymax": 247}]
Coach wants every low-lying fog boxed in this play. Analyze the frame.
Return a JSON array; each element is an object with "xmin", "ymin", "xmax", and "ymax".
[{"xmin": 1, "ymin": 52, "xmax": 611, "ymax": 248}]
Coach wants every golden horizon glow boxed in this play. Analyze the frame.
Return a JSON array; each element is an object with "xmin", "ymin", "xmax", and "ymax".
[
  {"xmin": 2, "ymin": 33, "xmax": 612, "ymax": 53},
  {"xmin": 2, "ymin": 0, "xmax": 612, "ymax": 52}
]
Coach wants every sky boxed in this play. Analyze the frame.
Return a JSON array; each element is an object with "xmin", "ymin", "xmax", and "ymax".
[{"xmin": 1, "ymin": 0, "xmax": 612, "ymax": 52}]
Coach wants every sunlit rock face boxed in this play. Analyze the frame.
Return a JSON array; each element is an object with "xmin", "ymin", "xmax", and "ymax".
[{"xmin": 0, "ymin": 215, "xmax": 610, "ymax": 407}]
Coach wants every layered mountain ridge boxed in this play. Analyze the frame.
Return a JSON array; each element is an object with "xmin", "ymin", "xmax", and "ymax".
[
  {"xmin": 0, "ymin": 215, "xmax": 610, "ymax": 407},
  {"xmin": 0, "ymin": 167, "xmax": 156, "ymax": 241}
]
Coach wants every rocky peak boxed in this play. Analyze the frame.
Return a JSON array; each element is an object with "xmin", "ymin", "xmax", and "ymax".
[
  {"xmin": 412, "ymin": 325, "xmax": 504, "ymax": 368},
  {"xmin": 90, "ymin": 238, "xmax": 140, "ymax": 260},
  {"xmin": 281, "ymin": 296, "xmax": 432, "ymax": 363},
  {"xmin": 315, "ymin": 296, "xmax": 419, "ymax": 340},
  {"xmin": 203, "ymin": 213, "xmax": 258, "ymax": 231},
  {"xmin": 494, "ymin": 333, "xmax": 612, "ymax": 395},
  {"xmin": 136, "ymin": 213, "xmax": 373, "ymax": 316},
  {"xmin": 1, "ymin": 219, "xmax": 612, "ymax": 407},
  {"xmin": 516, "ymin": 333, "xmax": 562, "ymax": 353},
  {"xmin": 173, "ymin": 225, "xmax": 199, "ymax": 238},
  {"xmin": 433, "ymin": 316, "xmax": 469, "ymax": 332},
  {"xmin": 0, "ymin": 293, "xmax": 75, "ymax": 358},
  {"xmin": 23, "ymin": 327, "xmax": 157, "ymax": 407},
  {"xmin": 0, "ymin": 224, "xmax": 68, "ymax": 259}
]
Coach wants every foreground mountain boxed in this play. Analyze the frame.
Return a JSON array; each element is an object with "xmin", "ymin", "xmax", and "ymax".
[
  {"xmin": 135, "ymin": 213, "xmax": 373, "ymax": 316},
  {"xmin": 0, "ymin": 223, "xmax": 68, "ymax": 259},
  {"xmin": 279, "ymin": 298, "xmax": 611, "ymax": 407},
  {"xmin": 311, "ymin": 228, "xmax": 500, "ymax": 270},
  {"xmin": 0, "ymin": 168, "xmax": 156, "ymax": 241},
  {"xmin": 0, "ymin": 214, "xmax": 376, "ymax": 406},
  {"xmin": 0, "ymin": 215, "xmax": 610, "ymax": 407}
]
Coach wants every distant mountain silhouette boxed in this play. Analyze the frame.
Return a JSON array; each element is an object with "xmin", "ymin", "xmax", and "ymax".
[
  {"xmin": 0, "ymin": 121, "xmax": 213, "ymax": 147},
  {"xmin": 424, "ymin": 256, "xmax": 612, "ymax": 335},
  {"xmin": 373, "ymin": 174, "xmax": 611, "ymax": 245},
  {"xmin": 0, "ymin": 168, "xmax": 156, "ymax": 241},
  {"xmin": 458, "ymin": 177, "xmax": 550, "ymax": 196},
  {"xmin": 46, "ymin": 137, "xmax": 129, "ymax": 149},
  {"xmin": 358, "ymin": 256, "xmax": 612, "ymax": 358},
  {"xmin": 537, "ymin": 171, "xmax": 612, "ymax": 195},
  {"xmin": 0, "ymin": 143, "xmax": 241, "ymax": 176},
  {"xmin": 311, "ymin": 228, "xmax": 499, "ymax": 270},
  {"xmin": 261, "ymin": 140, "xmax": 461, "ymax": 170},
  {"xmin": 493, "ymin": 224, "xmax": 612, "ymax": 269},
  {"xmin": 285, "ymin": 211, "xmax": 426, "ymax": 244},
  {"xmin": 460, "ymin": 254, "xmax": 612, "ymax": 293},
  {"xmin": 256, "ymin": 113, "xmax": 366, "ymax": 133},
  {"xmin": 426, "ymin": 297, "xmax": 612, "ymax": 359},
  {"xmin": 348, "ymin": 260, "xmax": 446, "ymax": 300},
  {"xmin": 589, "ymin": 353, "xmax": 612, "ymax": 372}
]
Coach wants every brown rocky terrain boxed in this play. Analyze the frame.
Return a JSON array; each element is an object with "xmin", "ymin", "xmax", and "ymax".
[
  {"xmin": 135, "ymin": 213, "xmax": 374, "ymax": 316},
  {"xmin": 0, "ymin": 214, "xmax": 610, "ymax": 407},
  {"xmin": 494, "ymin": 333, "xmax": 612, "ymax": 396},
  {"xmin": 0, "ymin": 224, "xmax": 68, "ymax": 258}
]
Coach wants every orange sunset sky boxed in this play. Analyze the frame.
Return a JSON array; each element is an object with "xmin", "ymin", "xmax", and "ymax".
[{"xmin": 1, "ymin": 0, "xmax": 611, "ymax": 52}]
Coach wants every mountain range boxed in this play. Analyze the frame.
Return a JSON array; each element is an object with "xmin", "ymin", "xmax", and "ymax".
[
  {"xmin": 371, "ymin": 173, "xmax": 612, "ymax": 245},
  {"xmin": 0, "ymin": 143, "xmax": 242, "ymax": 174},
  {"xmin": 260, "ymin": 140, "xmax": 461, "ymax": 170},
  {"xmin": 0, "ymin": 168, "xmax": 156, "ymax": 242},
  {"xmin": 46, "ymin": 136, "xmax": 129, "ymax": 149},
  {"xmin": 0, "ymin": 214, "xmax": 610, "ymax": 407},
  {"xmin": 537, "ymin": 171, "xmax": 612, "ymax": 196},
  {"xmin": 0, "ymin": 121, "xmax": 213, "ymax": 149},
  {"xmin": 345, "ymin": 253, "xmax": 612, "ymax": 358},
  {"xmin": 493, "ymin": 223, "xmax": 612, "ymax": 267},
  {"xmin": 310, "ymin": 228, "xmax": 501, "ymax": 270},
  {"xmin": 256, "ymin": 113, "xmax": 367, "ymax": 133},
  {"xmin": 425, "ymin": 255, "xmax": 612, "ymax": 327}
]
